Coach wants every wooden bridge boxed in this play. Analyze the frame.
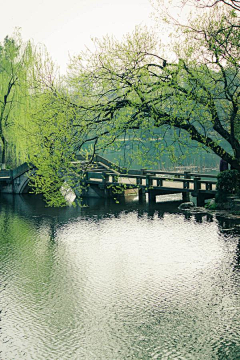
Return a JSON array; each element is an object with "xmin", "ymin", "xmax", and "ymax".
[
  {"xmin": 0, "ymin": 155, "xmax": 218, "ymax": 206},
  {"xmin": 78, "ymin": 155, "xmax": 217, "ymax": 206}
]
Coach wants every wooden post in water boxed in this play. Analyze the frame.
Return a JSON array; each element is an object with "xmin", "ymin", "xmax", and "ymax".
[
  {"xmin": 137, "ymin": 175, "xmax": 146, "ymax": 202},
  {"xmin": 193, "ymin": 176, "xmax": 205, "ymax": 206},
  {"xmin": 139, "ymin": 169, "xmax": 147, "ymax": 202},
  {"xmin": 148, "ymin": 190, "xmax": 156, "ymax": 203},
  {"xmin": 197, "ymin": 194, "xmax": 205, "ymax": 207},
  {"xmin": 103, "ymin": 174, "xmax": 111, "ymax": 197},
  {"xmin": 182, "ymin": 171, "xmax": 190, "ymax": 202},
  {"xmin": 146, "ymin": 173, "xmax": 156, "ymax": 203},
  {"xmin": 100, "ymin": 173, "xmax": 110, "ymax": 198}
]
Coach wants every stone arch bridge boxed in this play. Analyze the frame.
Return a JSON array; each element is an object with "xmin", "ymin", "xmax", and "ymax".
[{"xmin": 0, "ymin": 162, "xmax": 31, "ymax": 194}]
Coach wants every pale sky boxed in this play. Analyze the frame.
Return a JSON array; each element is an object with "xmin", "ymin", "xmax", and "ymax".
[{"xmin": 1, "ymin": 0, "xmax": 156, "ymax": 73}]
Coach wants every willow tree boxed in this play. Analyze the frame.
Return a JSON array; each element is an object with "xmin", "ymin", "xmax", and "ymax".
[
  {"xmin": 179, "ymin": 0, "xmax": 240, "ymax": 11},
  {"xmin": 26, "ymin": 3, "xmax": 239, "ymax": 206},
  {"xmin": 26, "ymin": 88, "xmax": 81, "ymax": 206},
  {"xmin": 23, "ymin": 51, "xmax": 85, "ymax": 206},
  {"xmin": 66, "ymin": 5, "xmax": 239, "ymax": 172},
  {"xmin": 0, "ymin": 32, "xmax": 35, "ymax": 169}
]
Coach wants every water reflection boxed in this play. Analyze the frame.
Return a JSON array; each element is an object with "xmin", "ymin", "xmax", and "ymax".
[{"xmin": 0, "ymin": 194, "xmax": 240, "ymax": 359}]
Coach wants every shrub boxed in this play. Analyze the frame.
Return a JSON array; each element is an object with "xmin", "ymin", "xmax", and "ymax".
[{"xmin": 216, "ymin": 170, "xmax": 240, "ymax": 203}]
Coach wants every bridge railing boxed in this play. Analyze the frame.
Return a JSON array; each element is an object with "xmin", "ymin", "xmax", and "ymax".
[
  {"xmin": 76, "ymin": 154, "xmax": 125, "ymax": 174},
  {"xmin": 74, "ymin": 153, "xmax": 218, "ymax": 195},
  {"xmin": 0, "ymin": 170, "xmax": 11, "ymax": 181},
  {"xmin": 130, "ymin": 169, "xmax": 218, "ymax": 179},
  {"xmin": 85, "ymin": 170, "xmax": 217, "ymax": 194},
  {"xmin": 11, "ymin": 162, "xmax": 29, "ymax": 180}
]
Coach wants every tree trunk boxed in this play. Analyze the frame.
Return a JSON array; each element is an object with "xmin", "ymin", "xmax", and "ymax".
[{"xmin": 1, "ymin": 136, "xmax": 6, "ymax": 170}]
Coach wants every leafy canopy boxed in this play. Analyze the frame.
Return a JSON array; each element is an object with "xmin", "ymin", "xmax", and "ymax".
[{"xmin": 65, "ymin": 6, "xmax": 239, "ymax": 171}]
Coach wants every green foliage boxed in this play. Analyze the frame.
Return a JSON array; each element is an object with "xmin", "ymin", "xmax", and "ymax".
[
  {"xmin": 0, "ymin": 30, "xmax": 36, "ymax": 168},
  {"xmin": 216, "ymin": 169, "xmax": 240, "ymax": 202},
  {"xmin": 205, "ymin": 201, "xmax": 217, "ymax": 210},
  {"xmin": 26, "ymin": 89, "xmax": 80, "ymax": 207},
  {"xmin": 28, "ymin": 5, "xmax": 240, "ymax": 206},
  {"xmin": 65, "ymin": 6, "xmax": 240, "ymax": 173}
]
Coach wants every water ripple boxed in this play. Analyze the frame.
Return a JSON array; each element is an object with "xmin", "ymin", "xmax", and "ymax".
[{"xmin": 1, "ymin": 201, "xmax": 240, "ymax": 359}]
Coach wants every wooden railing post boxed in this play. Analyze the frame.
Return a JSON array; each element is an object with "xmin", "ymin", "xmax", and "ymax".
[
  {"xmin": 102, "ymin": 173, "xmax": 109, "ymax": 184},
  {"xmin": 194, "ymin": 177, "xmax": 201, "ymax": 192},
  {"xmin": 136, "ymin": 177, "xmax": 142, "ymax": 186},
  {"xmin": 146, "ymin": 174, "xmax": 153, "ymax": 189},
  {"xmin": 184, "ymin": 172, "xmax": 190, "ymax": 189},
  {"xmin": 206, "ymin": 182, "xmax": 212, "ymax": 191},
  {"xmin": 112, "ymin": 174, "xmax": 118, "ymax": 183}
]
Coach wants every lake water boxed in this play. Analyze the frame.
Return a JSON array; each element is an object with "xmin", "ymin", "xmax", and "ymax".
[{"xmin": 0, "ymin": 194, "xmax": 240, "ymax": 360}]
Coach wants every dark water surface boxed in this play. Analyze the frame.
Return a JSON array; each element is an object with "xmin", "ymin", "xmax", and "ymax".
[{"xmin": 0, "ymin": 194, "xmax": 240, "ymax": 360}]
